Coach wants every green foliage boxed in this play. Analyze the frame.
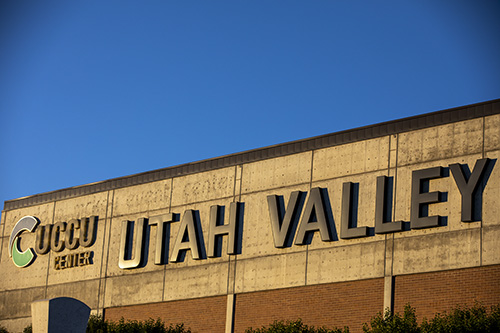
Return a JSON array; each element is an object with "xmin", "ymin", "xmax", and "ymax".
[
  {"xmin": 85, "ymin": 315, "xmax": 190, "ymax": 333},
  {"xmin": 363, "ymin": 303, "xmax": 500, "ymax": 333},
  {"xmin": 363, "ymin": 304, "xmax": 419, "ymax": 333},
  {"xmin": 12, "ymin": 303, "xmax": 500, "ymax": 333},
  {"xmin": 420, "ymin": 303, "xmax": 500, "ymax": 333},
  {"xmin": 0, "ymin": 325, "xmax": 9, "ymax": 333},
  {"xmin": 22, "ymin": 324, "xmax": 32, "ymax": 333},
  {"xmin": 245, "ymin": 319, "xmax": 349, "ymax": 333}
]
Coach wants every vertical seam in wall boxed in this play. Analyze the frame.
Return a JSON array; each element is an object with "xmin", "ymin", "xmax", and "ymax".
[
  {"xmin": 44, "ymin": 201, "xmax": 56, "ymax": 298},
  {"xmin": 102, "ymin": 190, "xmax": 115, "ymax": 314},
  {"xmin": 305, "ymin": 150, "xmax": 314, "ymax": 286},
  {"xmin": 97, "ymin": 190, "xmax": 111, "ymax": 315},
  {"xmin": 0, "ymin": 211, "xmax": 6, "ymax": 262},
  {"xmin": 383, "ymin": 135, "xmax": 391, "ymax": 278},
  {"xmin": 227, "ymin": 166, "xmax": 238, "ymax": 295},
  {"xmin": 480, "ymin": 117, "xmax": 486, "ymax": 266},
  {"xmin": 231, "ymin": 164, "xmax": 243, "ymax": 296},
  {"xmin": 163, "ymin": 178, "xmax": 174, "ymax": 302},
  {"xmin": 392, "ymin": 134, "xmax": 399, "ymax": 277}
]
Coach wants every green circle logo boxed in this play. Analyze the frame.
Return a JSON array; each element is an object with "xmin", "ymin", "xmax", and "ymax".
[{"xmin": 9, "ymin": 216, "xmax": 39, "ymax": 268}]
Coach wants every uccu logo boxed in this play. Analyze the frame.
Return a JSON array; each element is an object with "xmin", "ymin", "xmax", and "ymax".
[
  {"xmin": 9, "ymin": 216, "xmax": 97, "ymax": 268},
  {"xmin": 9, "ymin": 216, "xmax": 39, "ymax": 267}
]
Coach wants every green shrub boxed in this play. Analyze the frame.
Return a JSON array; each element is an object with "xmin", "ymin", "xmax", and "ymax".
[
  {"xmin": 22, "ymin": 324, "xmax": 32, "ymax": 333},
  {"xmin": 85, "ymin": 315, "xmax": 190, "ymax": 333},
  {"xmin": 420, "ymin": 303, "xmax": 500, "ymax": 333},
  {"xmin": 363, "ymin": 303, "xmax": 500, "ymax": 333},
  {"xmin": 362, "ymin": 304, "xmax": 419, "ymax": 333},
  {"xmin": 0, "ymin": 325, "xmax": 9, "ymax": 333},
  {"xmin": 245, "ymin": 318, "xmax": 349, "ymax": 333}
]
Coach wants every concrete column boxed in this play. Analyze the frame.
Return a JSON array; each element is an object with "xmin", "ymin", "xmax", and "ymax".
[
  {"xmin": 31, "ymin": 297, "xmax": 90, "ymax": 333},
  {"xmin": 225, "ymin": 294, "xmax": 235, "ymax": 333}
]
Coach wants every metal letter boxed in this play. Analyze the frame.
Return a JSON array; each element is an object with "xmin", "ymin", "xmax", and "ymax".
[
  {"xmin": 340, "ymin": 182, "xmax": 369, "ymax": 239},
  {"xmin": 450, "ymin": 158, "xmax": 490, "ymax": 222},
  {"xmin": 51, "ymin": 222, "xmax": 66, "ymax": 252},
  {"xmin": 375, "ymin": 176, "xmax": 403, "ymax": 234},
  {"xmin": 80, "ymin": 216, "xmax": 97, "ymax": 247},
  {"xmin": 65, "ymin": 219, "xmax": 80, "ymax": 250},
  {"xmin": 410, "ymin": 166, "xmax": 446, "ymax": 229},
  {"xmin": 149, "ymin": 213, "xmax": 175, "ymax": 265},
  {"xmin": 118, "ymin": 218, "xmax": 147, "ymax": 269},
  {"xmin": 35, "ymin": 224, "xmax": 52, "ymax": 255},
  {"xmin": 170, "ymin": 210, "xmax": 204, "ymax": 262},
  {"xmin": 208, "ymin": 202, "xmax": 242, "ymax": 257},
  {"xmin": 295, "ymin": 188, "xmax": 332, "ymax": 245},
  {"xmin": 267, "ymin": 191, "xmax": 305, "ymax": 248}
]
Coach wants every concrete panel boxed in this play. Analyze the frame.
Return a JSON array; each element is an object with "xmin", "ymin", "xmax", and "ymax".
[
  {"xmin": 113, "ymin": 179, "xmax": 172, "ymax": 217},
  {"xmin": 0, "ymin": 317, "xmax": 31, "ymax": 333},
  {"xmin": 483, "ymin": 151, "xmax": 500, "ymax": 227},
  {"xmin": 1, "ymin": 202, "xmax": 55, "ymax": 238},
  {"xmin": 105, "ymin": 212, "xmax": 169, "ymax": 277},
  {"xmin": 241, "ymin": 152, "xmax": 312, "ymax": 193},
  {"xmin": 393, "ymin": 155, "xmax": 485, "ymax": 239},
  {"xmin": 45, "ymin": 279, "xmax": 100, "ymax": 309},
  {"xmin": 397, "ymin": 118, "xmax": 483, "ymax": 166},
  {"xmin": 234, "ymin": 251, "xmax": 307, "ymax": 293},
  {"xmin": 306, "ymin": 240, "xmax": 385, "ymax": 285},
  {"xmin": 46, "ymin": 217, "xmax": 108, "ymax": 285},
  {"xmin": 104, "ymin": 270, "xmax": 164, "ymax": 308},
  {"xmin": 482, "ymin": 225, "xmax": 500, "ymax": 266},
  {"xmin": 393, "ymin": 228, "xmax": 481, "ymax": 275},
  {"xmin": 312, "ymin": 136, "xmax": 390, "ymax": 181},
  {"xmin": 309, "ymin": 172, "xmax": 388, "ymax": 251},
  {"xmin": 0, "ymin": 235, "xmax": 51, "ymax": 291},
  {"xmin": 53, "ymin": 192, "xmax": 109, "ymax": 223},
  {"xmin": 163, "ymin": 262, "xmax": 229, "ymax": 301},
  {"xmin": 0, "ymin": 203, "xmax": 55, "ymax": 291},
  {"xmin": 171, "ymin": 167, "xmax": 236, "ymax": 207},
  {"xmin": 237, "ymin": 185, "xmax": 311, "ymax": 260},
  {"xmin": 0, "ymin": 287, "xmax": 45, "ymax": 320},
  {"xmin": 484, "ymin": 114, "xmax": 500, "ymax": 152},
  {"xmin": 166, "ymin": 199, "xmax": 237, "ymax": 267}
]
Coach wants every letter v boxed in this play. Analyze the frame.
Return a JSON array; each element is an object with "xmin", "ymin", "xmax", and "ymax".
[{"xmin": 267, "ymin": 191, "xmax": 305, "ymax": 248}]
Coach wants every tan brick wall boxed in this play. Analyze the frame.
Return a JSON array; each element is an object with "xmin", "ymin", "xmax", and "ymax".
[
  {"xmin": 394, "ymin": 264, "xmax": 500, "ymax": 320},
  {"xmin": 233, "ymin": 278, "xmax": 384, "ymax": 333},
  {"xmin": 104, "ymin": 295, "xmax": 227, "ymax": 333}
]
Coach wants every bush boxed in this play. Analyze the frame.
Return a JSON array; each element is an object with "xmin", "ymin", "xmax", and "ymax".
[
  {"xmin": 245, "ymin": 319, "xmax": 349, "ymax": 333},
  {"xmin": 0, "ymin": 325, "xmax": 9, "ymax": 333},
  {"xmin": 86, "ymin": 315, "xmax": 190, "ymax": 333},
  {"xmin": 362, "ymin": 304, "xmax": 419, "ymax": 333},
  {"xmin": 363, "ymin": 303, "xmax": 500, "ymax": 333},
  {"xmin": 420, "ymin": 303, "xmax": 500, "ymax": 333}
]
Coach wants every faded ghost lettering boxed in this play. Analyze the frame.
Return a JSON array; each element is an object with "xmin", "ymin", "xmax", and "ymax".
[
  {"xmin": 113, "ymin": 158, "xmax": 494, "ymax": 270},
  {"xmin": 117, "ymin": 202, "xmax": 244, "ymax": 269},
  {"xmin": 34, "ymin": 216, "xmax": 98, "ymax": 255}
]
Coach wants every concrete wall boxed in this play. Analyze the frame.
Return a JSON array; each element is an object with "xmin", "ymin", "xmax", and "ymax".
[{"xmin": 1, "ymin": 106, "xmax": 499, "ymax": 332}]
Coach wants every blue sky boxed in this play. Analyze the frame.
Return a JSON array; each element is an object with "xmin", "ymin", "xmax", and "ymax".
[{"xmin": 1, "ymin": 1, "xmax": 499, "ymax": 213}]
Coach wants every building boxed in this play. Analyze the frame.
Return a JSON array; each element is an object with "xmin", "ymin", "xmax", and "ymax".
[{"xmin": 1, "ymin": 99, "xmax": 499, "ymax": 332}]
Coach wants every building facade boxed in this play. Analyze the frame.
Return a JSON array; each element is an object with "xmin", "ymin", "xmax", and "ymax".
[{"xmin": 1, "ymin": 99, "xmax": 499, "ymax": 332}]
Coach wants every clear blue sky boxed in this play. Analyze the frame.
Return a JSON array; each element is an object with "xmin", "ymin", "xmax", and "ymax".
[{"xmin": 1, "ymin": 1, "xmax": 499, "ymax": 213}]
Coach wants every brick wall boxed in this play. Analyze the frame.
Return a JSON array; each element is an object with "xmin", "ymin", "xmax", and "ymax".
[
  {"xmin": 233, "ymin": 278, "xmax": 384, "ymax": 333},
  {"xmin": 104, "ymin": 295, "xmax": 227, "ymax": 333},
  {"xmin": 394, "ymin": 264, "xmax": 500, "ymax": 321},
  {"xmin": 104, "ymin": 265, "xmax": 500, "ymax": 332}
]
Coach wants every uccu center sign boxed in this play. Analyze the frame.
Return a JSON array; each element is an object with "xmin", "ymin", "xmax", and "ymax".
[{"xmin": 10, "ymin": 158, "xmax": 494, "ymax": 270}]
